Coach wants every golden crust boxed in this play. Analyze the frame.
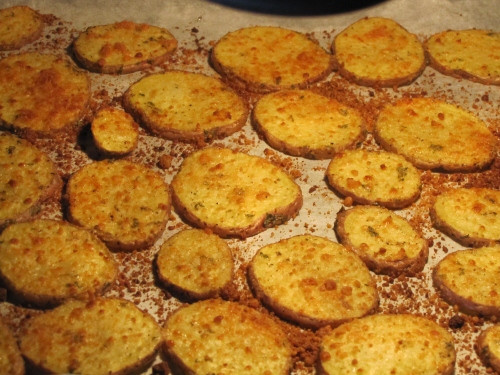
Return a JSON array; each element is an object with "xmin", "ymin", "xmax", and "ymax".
[
  {"xmin": 0, "ymin": 319, "xmax": 24, "ymax": 375},
  {"xmin": 433, "ymin": 246, "xmax": 500, "ymax": 318},
  {"xmin": 72, "ymin": 20, "xmax": 177, "ymax": 74},
  {"xmin": 0, "ymin": 219, "xmax": 118, "ymax": 307},
  {"xmin": 171, "ymin": 147, "xmax": 302, "ymax": 238},
  {"xmin": 477, "ymin": 325, "xmax": 500, "ymax": 373},
  {"xmin": 211, "ymin": 26, "xmax": 334, "ymax": 93},
  {"xmin": 375, "ymin": 97, "xmax": 497, "ymax": 172},
  {"xmin": 91, "ymin": 106, "xmax": 139, "ymax": 157},
  {"xmin": 425, "ymin": 29, "xmax": 500, "ymax": 86},
  {"xmin": 155, "ymin": 229, "xmax": 234, "ymax": 300},
  {"xmin": 0, "ymin": 6, "xmax": 44, "ymax": 51},
  {"xmin": 430, "ymin": 188, "xmax": 500, "ymax": 247},
  {"xmin": 326, "ymin": 149, "xmax": 421, "ymax": 209},
  {"xmin": 0, "ymin": 52, "xmax": 91, "ymax": 138},
  {"xmin": 0, "ymin": 132, "xmax": 62, "ymax": 230},
  {"xmin": 123, "ymin": 71, "xmax": 249, "ymax": 143},
  {"xmin": 67, "ymin": 159, "xmax": 171, "ymax": 251},
  {"xmin": 335, "ymin": 205, "xmax": 428, "ymax": 276},
  {"xmin": 318, "ymin": 314, "xmax": 456, "ymax": 375},
  {"xmin": 19, "ymin": 298, "xmax": 162, "ymax": 375},
  {"xmin": 248, "ymin": 235, "xmax": 378, "ymax": 329},
  {"xmin": 332, "ymin": 17, "xmax": 426, "ymax": 88},
  {"xmin": 163, "ymin": 299, "xmax": 293, "ymax": 374},
  {"xmin": 252, "ymin": 89, "xmax": 365, "ymax": 159}
]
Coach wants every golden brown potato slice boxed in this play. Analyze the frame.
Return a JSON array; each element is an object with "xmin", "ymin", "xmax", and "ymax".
[
  {"xmin": 0, "ymin": 219, "xmax": 117, "ymax": 307},
  {"xmin": 433, "ymin": 246, "xmax": 500, "ymax": 318},
  {"xmin": 335, "ymin": 205, "xmax": 428, "ymax": 276},
  {"xmin": 0, "ymin": 319, "xmax": 24, "ymax": 375},
  {"xmin": 156, "ymin": 229, "xmax": 234, "ymax": 300},
  {"xmin": 91, "ymin": 106, "xmax": 139, "ymax": 156},
  {"xmin": 252, "ymin": 89, "xmax": 365, "ymax": 159},
  {"xmin": 374, "ymin": 97, "xmax": 497, "ymax": 172},
  {"xmin": 72, "ymin": 20, "xmax": 177, "ymax": 74},
  {"xmin": 425, "ymin": 29, "xmax": 500, "ymax": 85},
  {"xmin": 0, "ymin": 6, "xmax": 44, "ymax": 51},
  {"xmin": 326, "ymin": 149, "xmax": 421, "ymax": 209},
  {"xmin": 67, "ymin": 159, "xmax": 170, "ymax": 251},
  {"xmin": 0, "ymin": 52, "xmax": 90, "ymax": 138},
  {"xmin": 163, "ymin": 299, "xmax": 292, "ymax": 374},
  {"xmin": 171, "ymin": 147, "xmax": 302, "ymax": 238},
  {"xmin": 0, "ymin": 132, "xmax": 62, "ymax": 230},
  {"xmin": 248, "ymin": 234, "xmax": 378, "ymax": 329},
  {"xmin": 20, "ymin": 298, "xmax": 162, "ymax": 375},
  {"xmin": 332, "ymin": 17, "xmax": 425, "ymax": 87},
  {"xmin": 211, "ymin": 26, "xmax": 334, "ymax": 93},
  {"xmin": 318, "ymin": 314, "xmax": 455, "ymax": 375},
  {"xmin": 431, "ymin": 188, "xmax": 500, "ymax": 247},
  {"xmin": 123, "ymin": 71, "xmax": 248, "ymax": 143}
]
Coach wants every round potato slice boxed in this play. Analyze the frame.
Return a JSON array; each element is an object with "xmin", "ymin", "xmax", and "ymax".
[
  {"xmin": 156, "ymin": 229, "xmax": 234, "ymax": 300},
  {"xmin": 431, "ymin": 188, "xmax": 500, "ymax": 247},
  {"xmin": 171, "ymin": 147, "xmax": 302, "ymax": 238},
  {"xmin": 0, "ymin": 219, "xmax": 117, "ymax": 307},
  {"xmin": 335, "ymin": 205, "xmax": 428, "ymax": 276},
  {"xmin": 477, "ymin": 324, "xmax": 500, "ymax": 373},
  {"xmin": 318, "ymin": 314, "xmax": 456, "ymax": 375},
  {"xmin": 67, "ymin": 159, "xmax": 170, "ymax": 251},
  {"xmin": 248, "ymin": 234, "xmax": 378, "ymax": 329},
  {"xmin": 326, "ymin": 149, "xmax": 421, "ymax": 209},
  {"xmin": 0, "ymin": 5, "xmax": 44, "ymax": 51},
  {"xmin": 425, "ymin": 29, "xmax": 500, "ymax": 85},
  {"xmin": 72, "ymin": 20, "xmax": 177, "ymax": 74},
  {"xmin": 252, "ymin": 89, "xmax": 365, "ymax": 159},
  {"xmin": 0, "ymin": 319, "xmax": 24, "ymax": 375},
  {"xmin": 163, "ymin": 299, "xmax": 292, "ymax": 375},
  {"xmin": 332, "ymin": 17, "xmax": 425, "ymax": 87},
  {"xmin": 123, "ymin": 71, "xmax": 248, "ymax": 143},
  {"xmin": 0, "ymin": 52, "xmax": 90, "ymax": 138},
  {"xmin": 211, "ymin": 26, "xmax": 334, "ymax": 93},
  {"xmin": 374, "ymin": 97, "xmax": 497, "ymax": 172},
  {"xmin": 433, "ymin": 246, "xmax": 500, "ymax": 318},
  {"xmin": 20, "ymin": 298, "xmax": 162, "ymax": 375},
  {"xmin": 91, "ymin": 106, "xmax": 139, "ymax": 156},
  {"xmin": 0, "ymin": 132, "xmax": 62, "ymax": 230}
]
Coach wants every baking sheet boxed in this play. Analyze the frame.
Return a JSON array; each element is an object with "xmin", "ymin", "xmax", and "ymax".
[{"xmin": 0, "ymin": 0, "xmax": 499, "ymax": 374}]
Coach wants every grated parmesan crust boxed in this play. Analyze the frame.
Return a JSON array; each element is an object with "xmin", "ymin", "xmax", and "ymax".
[
  {"xmin": 67, "ymin": 159, "xmax": 171, "ymax": 251},
  {"xmin": 425, "ymin": 29, "xmax": 500, "ymax": 85},
  {"xmin": 433, "ymin": 246, "xmax": 500, "ymax": 318},
  {"xmin": 156, "ymin": 228, "xmax": 234, "ymax": 300},
  {"xmin": 248, "ymin": 234, "xmax": 378, "ymax": 329},
  {"xmin": 332, "ymin": 17, "xmax": 426, "ymax": 87},
  {"xmin": 0, "ymin": 219, "xmax": 118, "ymax": 307},
  {"xmin": 335, "ymin": 205, "xmax": 428, "ymax": 276},
  {"xmin": 211, "ymin": 26, "xmax": 334, "ymax": 93},
  {"xmin": 0, "ymin": 319, "xmax": 24, "ymax": 375},
  {"xmin": 0, "ymin": 5, "xmax": 44, "ymax": 51},
  {"xmin": 0, "ymin": 132, "xmax": 62, "ymax": 230},
  {"xmin": 91, "ymin": 106, "xmax": 139, "ymax": 156},
  {"xmin": 326, "ymin": 148, "xmax": 421, "ymax": 209},
  {"xmin": 19, "ymin": 298, "xmax": 163, "ymax": 375},
  {"xmin": 252, "ymin": 89, "xmax": 365, "ymax": 159},
  {"xmin": 374, "ymin": 97, "xmax": 498, "ymax": 172},
  {"xmin": 170, "ymin": 147, "xmax": 303, "ymax": 238},
  {"xmin": 431, "ymin": 187, "xmax": 500, "ymax": 247},
  {"xmin": 72, "ymin": 20, "xmax": 178, "ymax": 74},
  {"xmin": 163, "ymin": 298, "xmax": 293, "ymax": 375},
  {"xmin": 123, "ymin": 70, "xmax": 249, "ymax": 144},
  {"xmin": 318, "ymin": 314, "xmax": 456, "ymax": 375},
  {"xmin": 0, "ymin": 52, "xmax": 90, "ymax": 138}
]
